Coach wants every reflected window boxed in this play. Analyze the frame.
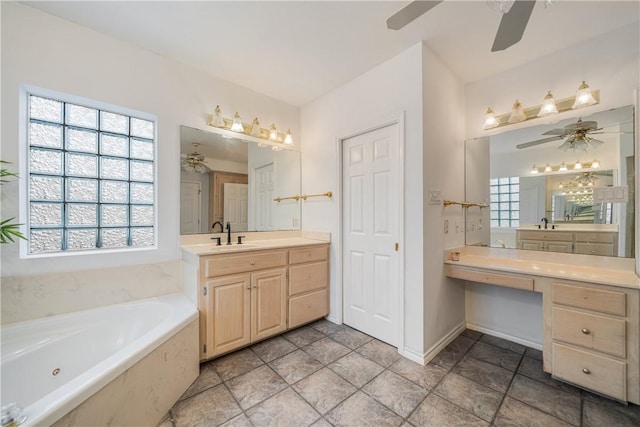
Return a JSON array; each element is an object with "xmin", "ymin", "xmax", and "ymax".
[
  {"xmin": 490, "ymin": 176, "xmax": 520, "ymax": 228},
  {"xmin": 25, "ymin": 89, "xmax": 156, "ymax": 255}
]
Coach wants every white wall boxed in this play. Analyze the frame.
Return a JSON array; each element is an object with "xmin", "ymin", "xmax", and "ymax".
[
  {"xmin": 0, "ymin": 3, "xmax": 299, "ymax": 321},
  {"xmin": 301, "ymin": 42, "xmax": 466, "ymax": 360},
  {"xmin": 463, "ymin": 23, "xmax": 639, "ymax": 345}
]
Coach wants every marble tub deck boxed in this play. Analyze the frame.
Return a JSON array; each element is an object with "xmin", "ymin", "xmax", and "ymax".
[{"xmin": 159, "ymin": 322, "xmax": 640, "ymax": 427}]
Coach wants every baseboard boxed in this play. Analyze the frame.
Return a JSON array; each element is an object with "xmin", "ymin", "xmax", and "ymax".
[
  {"xmin": 466, "ymin": 322, "xmax": 543, "ymax": 350},
  {"xmin": 325, "ymin": 314, "xmax": 341, "ymax": 325},
  {"xmin": 399, "ymin": 321, "xmax": 466, "ymax": 366}
]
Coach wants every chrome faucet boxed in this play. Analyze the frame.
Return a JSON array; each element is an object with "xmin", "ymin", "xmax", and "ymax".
[
  {"xmin": 211, "ymin": 221, "xmax": 224, "ymax": 233},
  {"xmin": 1, "ymin": 404, "xmax": 27, "ymax": 426},
  {"xmin": 225, "ymin": 221, "xmax": 232, "ymax": 245},
  {"xmin": 541, "ymin": 217, "xmax": 549, "ymax": 229}
]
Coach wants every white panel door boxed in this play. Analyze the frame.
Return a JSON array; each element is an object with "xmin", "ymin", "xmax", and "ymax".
[
  {"xmin": 224, "ymin": 183, "xmax": 249, "ymax": 231},
  {"xmin": 342, "ymin": 123, "xmax": 400, "ymax": 346},
  {"xmin": 255, "ymin": 163, "xmax": 275, "ymax": 231},
  {"xmin": 180, "ymin": 181, "xmax": 201, "ymax": 234}
]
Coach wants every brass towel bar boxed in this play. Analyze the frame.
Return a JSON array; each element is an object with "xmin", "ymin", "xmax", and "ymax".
[
  {"xmin": 443, "ymin": 199, "xmax": 489, "ymax": 209},
  {"xmin": 274, "ymin": 191, "xmax": 333, "ymax": 203}
]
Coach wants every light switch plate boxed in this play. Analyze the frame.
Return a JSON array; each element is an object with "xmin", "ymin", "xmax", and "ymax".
[{"xmin": 429, "ymin": 189, "xmax": 442, "ymax": 205}]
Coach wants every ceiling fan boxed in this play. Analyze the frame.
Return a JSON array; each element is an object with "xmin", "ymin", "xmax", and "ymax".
[
  {"xmin": 515, "ymin": 118, "xmax": 606, "ymax": 152},
  {"xmin": 181, "ymin": 143, "xmax": 210, "ymax": 174},
  {"xmin": 386, "ymin": 0, "xmax": 536, "ymax": 52}
]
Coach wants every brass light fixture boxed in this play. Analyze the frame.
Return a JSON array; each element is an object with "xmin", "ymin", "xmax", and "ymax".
[
  {"xmin": 483, "ymin": 82, "xmax": 599, "ymax": 130},
  {"xmin": 207, "ymin": 105, "xmax": 294, "ymax": 148}
]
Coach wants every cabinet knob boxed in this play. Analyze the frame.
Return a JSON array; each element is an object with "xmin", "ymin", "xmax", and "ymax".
[
  {"xmin": 582, "ymin": 368, "xmax": 591, "ymax": 374},
  {"xmin": 250, "ymin": 261, "xmax": 255, "ymax": 265},
  {"xmin": 581, "ymin": 328, "xmax": 590, "ymax": 335}
]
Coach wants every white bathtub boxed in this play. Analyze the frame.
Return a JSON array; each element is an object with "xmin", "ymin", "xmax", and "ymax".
[{"xmin": 1, "ymin": 293, "xmax": 199, "ymax": 426}]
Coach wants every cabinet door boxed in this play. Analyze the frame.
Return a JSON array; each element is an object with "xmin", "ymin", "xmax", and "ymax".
[
  {"xmin": 546, "ymin": 241, "xmax": 573, "ymax": 253},
  {"xmin": 206, "ymin": 274, "xmax": 251, "ymax": 357},
  {"xmin": 520, "ymin": 240, "xmax": 544, "ymax": 251},
  {"xmin": 251, "ymin": 268, "xmax": 287, "ymax": 342}
]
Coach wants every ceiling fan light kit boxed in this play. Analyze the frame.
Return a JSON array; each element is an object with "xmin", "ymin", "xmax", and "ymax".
[
  {"xmin": 207, "ymin": 105, "xmax": 294, "ymax": 149},
  {"xmin": 182, "ymin": 142, "xmax": 210, "ymax": 174},
  {"xmin": 482, "ymin": 82, "xmax": 600, "ymax": 130}
]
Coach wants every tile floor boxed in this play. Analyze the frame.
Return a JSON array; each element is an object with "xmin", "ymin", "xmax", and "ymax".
[{"xmin": 159, "ymin": 321, "xmax": 640, "ymax": 426}]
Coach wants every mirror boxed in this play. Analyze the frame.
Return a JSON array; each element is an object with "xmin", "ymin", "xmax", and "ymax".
[
  {"xmin": 465, "ymin": 105, "xmax": 634, "ymax": 257},
  {"xmin": 180, "ymin": 125, "xmax": 301, "ymax": 234}
]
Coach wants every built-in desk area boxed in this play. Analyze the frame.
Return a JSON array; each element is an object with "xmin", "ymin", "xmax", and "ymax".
[{"xmin": 445, "ymin": 246, "xmax": 640, "ymax": 404}]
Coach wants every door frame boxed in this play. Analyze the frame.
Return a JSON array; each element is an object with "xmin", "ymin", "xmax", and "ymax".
[{"xmin": 334, "ymin": 111, "xmax": 405, "ymax": 352}]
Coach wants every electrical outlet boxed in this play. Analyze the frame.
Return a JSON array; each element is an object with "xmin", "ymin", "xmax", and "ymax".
[{"xmin": 444, "ymin": 219, "xmax": 449, "ymax": 234}]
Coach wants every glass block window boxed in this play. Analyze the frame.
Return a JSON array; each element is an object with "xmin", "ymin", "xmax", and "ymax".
[
  {"xmin": 489, "ymin": 177, "xmax": 520, "ymax": 228},
  {"xmin": 27, "ymin": 93, "xmax": 156, "ymax": 255}
]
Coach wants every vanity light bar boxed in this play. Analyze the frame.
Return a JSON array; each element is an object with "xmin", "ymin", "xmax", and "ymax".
[
  {"xmin": 483, "ymin": 83, "xmax": 600, "ymax": 130},
  {"xmin": 207, "ymin": 105, "xmax": 294, "ymax": 146},
  {"xmin": 530, "ymin": 160, "xmax": 599, "ymax": 174}
]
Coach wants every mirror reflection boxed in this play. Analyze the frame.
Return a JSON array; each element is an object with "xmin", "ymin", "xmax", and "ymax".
[
  {"xmin": 179, "ymin": 125, "xmax": 301, "ymax": 234},
  {"xmin": 465, "ymin": 105, "xmax": 634, "ymax": 258}
]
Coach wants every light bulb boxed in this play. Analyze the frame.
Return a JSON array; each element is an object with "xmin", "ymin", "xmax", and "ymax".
[
  {"xmin": 269, "ymin": 124, "xmax": 278, "ymax": 141},
  {"xmin": 530, "ymin": 164, "xmax": 539, "ymax": 174},
  {"xmin": 572, "ymin": 81, "xmax": 597, "ymax": 109},
  {"xmin": 537, "ymin": 91, "xmax": 559, "ymax": 117},
  {"xmin": 231, "ymin": 112, "xmax": 244, "ymax": 132},
  {"xmin": 559, "ymin": 162, "xmax": 568, "ymax": 171},
  {"xmin": 483, "ymin": 107, "xmax": 499, "ymax": 129},
  {"xmin": 508, "ymin": 100, "xmax": 526, "ymax": 123},
  {"xmin": 544, "ymin": 164, "xmax": 552, "ymax": 172},
  {"xmin": 591, "ymin": 159, "xmax": 600, "ymax": 168},
  {"xmin": 574, "ymin": 161, "xmax": 582, "ymax": 170},
  {"xmin": 284, "ymin": 129, "xmax": 293, "ymax": 145}
]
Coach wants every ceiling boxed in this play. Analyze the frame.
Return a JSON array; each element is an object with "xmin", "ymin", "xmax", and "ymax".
[{"xmin": 24, "ymin": 1, "xmax": 640, "ymax": 107}]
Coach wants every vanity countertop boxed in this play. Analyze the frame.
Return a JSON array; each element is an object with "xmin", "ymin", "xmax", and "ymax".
[
  {"xmin": 445, "ymin": 246, "xmax": 640, "ymax": 289},
  {"xmin": 182, "ymin": 237, "xmax": 328, "ymax": 257},
  {"xmin": 516, "ymin": 227, "xmax": 619, "ymax": 232}
]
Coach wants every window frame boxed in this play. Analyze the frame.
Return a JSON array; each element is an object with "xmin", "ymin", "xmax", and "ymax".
[{"xmin": 19, "ymin": 85, "xmax": 158, "ymax": 258}]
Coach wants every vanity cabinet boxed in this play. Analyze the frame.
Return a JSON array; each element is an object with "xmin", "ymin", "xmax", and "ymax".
[
  {"xmin": 550, "ymin": 281, "xmax": 638, "ymax": 402},
  {"xmin": 192, "ymin": 244, "xmax": 330, "ymax": 361},
  {"xmin": 574, "ymin": 231, "xmax": 618, "ymax": 256},
  {"xmin": 517, "ymin": 230, "xmax": 574, "ymax": 253}
]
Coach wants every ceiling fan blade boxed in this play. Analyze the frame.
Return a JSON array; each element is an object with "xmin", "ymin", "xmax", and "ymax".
[
  {"xmin": 542, "ymin": 128, "xmax": 564, "ymax": 136},
  {"xmin": 516, "ymin": 136, "xmax": 561, "ymax": 149},
  {"xmin": 588, "ymin": 138, "xmax": 605, "ymax": 148},
  {"xmin": 558, "ymin": 136, "xmax": 575, "ymax": 152},
  {"xmin": 386, "ymin": 1, "xmax": 443, "ymax": 30},
  {"xmin": 491, "ymin": 0, "xmax": 535, "ymax": 52}
]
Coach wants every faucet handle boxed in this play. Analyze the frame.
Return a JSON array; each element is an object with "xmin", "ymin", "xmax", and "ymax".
[
  {"xmin": 237, "ymin": 235, "xmax": 246, "ymax": 244},
  {"xmin": 211, "ymin": 236, "xmax": 222, "ymax": 246}
]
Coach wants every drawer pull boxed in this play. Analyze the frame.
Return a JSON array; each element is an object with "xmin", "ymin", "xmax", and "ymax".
[
  {"xmin": 250, "ymin": 261, "xmax": 255, "ymax": 265},
  {"xmin": 581, "ymin": 328, "xmax": 590, "ymax": 335},
  {"xmin": 582, "ymin": 368, "xmax": 591, "ymax": 374}
]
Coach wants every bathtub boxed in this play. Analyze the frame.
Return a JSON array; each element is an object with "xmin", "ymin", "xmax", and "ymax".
[{"xmin": 1, "ymin": 293, "xmax": 199, "ymax": 426}]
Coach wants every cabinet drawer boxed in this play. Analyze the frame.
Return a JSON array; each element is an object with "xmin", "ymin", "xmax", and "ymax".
[
  {"xmin": 518, "ymin": 231, "xmax": 573, "ymax": 241},
  {"xmin": 288, "ymin": 289, "xmax": 328, "ymax": 329},
  {"xmin": 289, "ymin": 245, "xmax": 328, "ymax": 264},
  {"xmin": 575, "ymin": 232, "xmax": 616, "ymax": 244},
  {"xmin": 552, "ymin": 343, "xmax": 626, "ymax": 401},
  {"xmin": 553, "ymin": 283, "xmax": 626, "ymax": 316},
  {"xmin": 574, "ymin": 243, "xmax": 615, "ymax": 257},
  {"xmin": 289, "ymin": 261, "xmax": 328, "ymax": 296},
  {"xmin": 203, "ymin": 250, "xmax": 287, "ymax": 278},
  {"xmin": 446, "ymin": 265, "xmax": 534, "ymax": 291},
  {"xmin": 552, "ymin": 307, "xmax": 626, "ymax": 358}
]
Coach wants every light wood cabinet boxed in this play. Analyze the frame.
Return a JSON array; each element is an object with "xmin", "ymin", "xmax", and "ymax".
[
  {"xmin": 516, "ymin": 229, "xmax": 618, "ymax": 255},
  {"xmin": 194, "ymin": 244, "xmax": 330, "ymax": 361},
  {"xmin": 550, "ymin": 281, "xmax": 639, "ymax": 403}
]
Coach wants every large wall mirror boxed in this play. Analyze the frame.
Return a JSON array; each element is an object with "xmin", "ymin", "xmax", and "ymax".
[
  {"xmin": 180, "ymin": 125, "xmax": 301, "ymax": 234},
  {"xmin": 465, "ymin": 105, "xmax": 635, "ymax": 258}
]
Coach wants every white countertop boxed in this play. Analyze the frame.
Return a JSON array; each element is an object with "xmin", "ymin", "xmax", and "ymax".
[
  {"xmin": 182, "ymin": 237, "xmax": 329, "ymax": 257},
  {"xmin": 445, "ymin": 246, "xmax": 640, "ymax": 289}
]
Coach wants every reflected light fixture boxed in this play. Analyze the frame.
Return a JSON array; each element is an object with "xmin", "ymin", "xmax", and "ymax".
[
  {"xmin": 211, "ymin": 105, "xmax": 225, "ymax": 127},
  {"xmin": 574, "ymin": 160, "xmax": 582, "ymax": 170},
  {"xmin": 181, "ymin": 143, "xmax": 209, "ymax": 174},
  {"xmin": 530, "ymin": 164, "xmax": 539, "ymax": 174},
  {"xmin": 231, "ymin": 112, "xmax": 244, "ymax": 132},
  {"xmin": 269, "ymin": 124, "xmax": 278, "ymax": 141},
  {"xmin": 250, "ymin": 118, "xmax": 262, "ymax": 137},
  {"xmin": 591, "ymin": 159, "xmax": 600, "ymax": 168},
  {"xmin": 284, "ymin": 129, "xmax": 293, "ymax": 145},
  {"xmin": 559, "ymin": 162, "xmax": 568, "ymax": 171},
  {"xmin": 483, "ymin": 107, "xmax": 499, "ymax": 129},
  {"xmin": 508, "ymin": 100, "xmax": 526, "ymax": 123},
  {"xmin": 544, "ymin": 164, "xmax": 552, "ymax": 173},
  {"xmin": 537, "ymin": 91, "xmax": 559, "ymax": 117},
  {"xmin": 572, "ymin": 81, "xmax": 597, "ymax": 109}
]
